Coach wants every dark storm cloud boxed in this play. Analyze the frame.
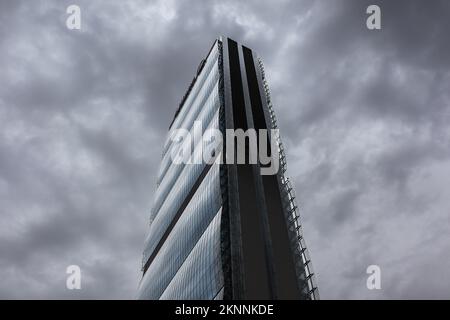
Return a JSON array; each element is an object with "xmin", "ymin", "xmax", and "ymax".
[
  {"xmin": 271, "ymin": 0, "xmax": 450, "ymax": 299},
  {"xmin": 0, "ymin": 0, "xmax": 449, "ymax": 299}
]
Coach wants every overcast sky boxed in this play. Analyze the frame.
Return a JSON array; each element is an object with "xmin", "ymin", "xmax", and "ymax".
[{"xmin": 0, "ymin": 0, "xmax": 449, "ymax": 299}]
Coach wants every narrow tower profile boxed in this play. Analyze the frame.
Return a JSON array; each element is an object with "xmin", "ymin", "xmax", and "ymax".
[{"xmin": 137, "ymin": 37, "xmax": 318, "ymax": 300}]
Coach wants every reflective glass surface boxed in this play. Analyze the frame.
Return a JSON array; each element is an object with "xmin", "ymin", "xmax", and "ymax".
[
  {"xmin": 151, "ymin": 82, "xmax": 220, "ymax": 217},
  {"xmin": 161, "ymin": 42, "xmax": 219, "ymax": 156},
  {"xmin": 160, "ymin": 209, "xmax": 224, "ymax": 300},
  {"xmin": 143, "ymin": 111, "xmax": 221, "ymax": 261},
  {"xmin": 138, "ymin": 162, "xmax": 223, "ymax": 299}
]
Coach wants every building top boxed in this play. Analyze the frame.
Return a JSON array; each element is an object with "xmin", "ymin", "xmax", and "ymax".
[{"xmin": 168, "ymin": 38, "xmax": 220, "ymax": 129}]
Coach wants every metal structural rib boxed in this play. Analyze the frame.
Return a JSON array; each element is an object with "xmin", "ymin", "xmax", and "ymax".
[{"xmin": 257, "ymin": 57, "xmax": 319, "ymax": 300}]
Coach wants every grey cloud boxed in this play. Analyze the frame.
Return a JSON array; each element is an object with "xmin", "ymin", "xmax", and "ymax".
[{"xmin": 0, "ymin": 0, "xmax": 449, "ymax": 299}]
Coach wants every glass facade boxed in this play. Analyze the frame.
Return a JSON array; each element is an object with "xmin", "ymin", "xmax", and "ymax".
[
  {"xmin": 138, "ymin": 41, "xmax": 224, "ymax": 300},
  {"xmin": 138, "ymin": 37, "xmax": 318, "ymax": 300},
  {"xmin": 160, "ymin": 208, "xmax": 224, "ymax": 300}
]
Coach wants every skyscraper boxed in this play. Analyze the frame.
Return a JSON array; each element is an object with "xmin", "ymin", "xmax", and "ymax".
[{"xmin": 137, "ymin": 37, "xmax": 318, "ymax": 300}]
